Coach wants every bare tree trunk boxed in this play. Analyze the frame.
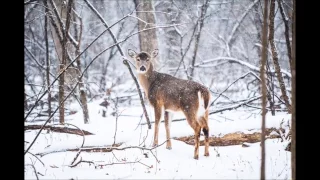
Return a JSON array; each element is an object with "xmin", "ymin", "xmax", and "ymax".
[
  {"xmin": 24, "ymin": 90, "xmax": 28, "ymax": 112},
  {"xmin": 48, "ymin": 0, "xmax": 63, "ymax": 62},
  {"xmin": 291, "ymin": 0, "xmax": 296, "ymax": 179},
  {"xmin": 45, "ymin": 0, "xmax": 64, "ymax": 124},
  {"xmin": 189, "ymin": 0, "xmax": 210, "ymax": 80},
  {"xmin": 74, "ymin": 7, "xmax": 90, "ymax": 124},
  {"xmin": 133, "ymin": 0, "xmax": 159, "ymax": 69},
  {"xmin": 260, "ymin": 0, "xmax": 269, "ymax": 179},
  {"xmin": 58, "ymin": 49, "xmax": 65, "ymax": 123},
  {"xmin": 44, "ymin": 1, "xmax": 52, "ymax": 121},
  {"xmin": 59, "ymin": 0, "xmax": 74, "ymax": 124},
  {"xmin": 266, "ymin": 59, "xmax": 275, "ymax": 116},
  {"xmin": 268, "ymin": 0, "xmax": 292, "ymax": 114},
  {"xmin": 254, "ymin": 3, "xmax": 275, "ymax": 116},
  {"xmin": 277, "ymin": 0, "xmax": 292, "ymax": 71}
]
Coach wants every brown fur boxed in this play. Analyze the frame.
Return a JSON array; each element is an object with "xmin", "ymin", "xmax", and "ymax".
[{"xmin": 128, "ymin": 49, "xmax": 211, "ymax": 159}]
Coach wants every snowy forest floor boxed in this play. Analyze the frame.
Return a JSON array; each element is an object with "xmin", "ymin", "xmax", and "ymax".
[{"xmin": 25, "ymin": 100, "xmax": 292, "ymax": 179}]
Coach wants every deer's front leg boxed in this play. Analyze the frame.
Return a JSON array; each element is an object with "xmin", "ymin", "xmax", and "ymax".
[
  {"xmin": 153, "ymin": 106, "xmax": 162, "ymax": 147},
  {"xmin": 164, "ymin": 111, "xmax": 172, "ymax": 149}
]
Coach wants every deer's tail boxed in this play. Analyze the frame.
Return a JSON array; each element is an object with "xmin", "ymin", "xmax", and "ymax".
[{"xmin": 197, "ymin": 88, "xmax": 211, "ymax": 118}]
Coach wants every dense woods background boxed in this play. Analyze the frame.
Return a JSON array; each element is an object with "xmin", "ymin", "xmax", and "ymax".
[{"xmin": 24, "ymin": 0, "xmax": 295, "ymax": 179}]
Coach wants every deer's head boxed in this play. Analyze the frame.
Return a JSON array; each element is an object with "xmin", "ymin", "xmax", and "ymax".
[{"xmin": 128, "ymin": 49, "xmax": 158, "ymax": 74}]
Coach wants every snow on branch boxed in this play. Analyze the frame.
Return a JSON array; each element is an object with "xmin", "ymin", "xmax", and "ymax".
[
  {"xmin": 36, "ymin": 139, "xmax": 168, "ymax": 157},
  {"xmin": 170, "ymin": 56, "xmax": 291, "ymax": 78},
  {"xmin": 25, "ymin": 124, "xmax": 94, "ymax": 136},
  {"xmin": 69, "ymin": 157, "xmax": 152, "ymax": 169}
]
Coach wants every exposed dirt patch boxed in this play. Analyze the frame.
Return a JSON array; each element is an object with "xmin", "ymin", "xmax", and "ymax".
[{"xmin": 174, "ymin": 128, "xmax": 285, "ymax": 147}]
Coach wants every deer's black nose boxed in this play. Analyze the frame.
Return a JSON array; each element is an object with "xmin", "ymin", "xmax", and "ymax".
[{"xmin": 140, "ymin": 66, "xmax": 146, "ymax": 71}]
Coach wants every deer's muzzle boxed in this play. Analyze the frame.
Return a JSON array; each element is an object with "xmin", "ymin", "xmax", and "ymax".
[{"xmin": 140, "ymin": 66, "xmax": 146, "ymax": 71}]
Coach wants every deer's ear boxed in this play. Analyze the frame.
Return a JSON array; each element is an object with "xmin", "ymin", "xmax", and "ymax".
[
  {"xmin": 151, "ymin": 49, "xmax": 159, "ymax": 58},
  {"xmin": 128, "ymin": 49, "xmax": 137, "ymax": 58}
]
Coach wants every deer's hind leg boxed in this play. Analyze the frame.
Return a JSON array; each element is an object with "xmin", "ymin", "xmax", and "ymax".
[
  {"xmin": 193, "ymin": 121, "xmax": 201, "ymax": 160},
  {"xmin": 184, "ymin": 112, "xmax": 201, "ymax": 160},
  {"xmin": 198, "ymin": 109, "xmax": 210, "ymax": 157},
  {"xmin": 202, "ymin": 125, "xmax": 210, "ymax": 156}
]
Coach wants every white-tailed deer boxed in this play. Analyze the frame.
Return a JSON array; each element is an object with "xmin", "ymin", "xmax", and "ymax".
[{"xmin": 128, "ymin": 49, "xmax": 212, "ymax": 160}]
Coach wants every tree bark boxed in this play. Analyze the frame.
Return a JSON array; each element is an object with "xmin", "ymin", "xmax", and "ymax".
[
  {"xmin": 44, "ymin": 0, "xmax": 52, "ymax": 121},
  {"xmin": 45, "ymin": 0, "xmax": 65, "ymax": 124},
  {"xmin": 189, "ymin": 0, "xmax": 210, "ymax": 80},
  {"xmin": 260, "ymin": 0, "xmax": 269, "ymax": 180},
  {"xmin": 266, "ymin": 59, "xmax": 276, "ymax": 116},
  {"xmin": 24, "ymin": 91, "xmax": 28, "ymax": 112},
  {"xmin": 48, "ymin": 0, "xmax": 63, "ymax": 62},
  {"xmin": 253, "ymin": 3, "xmax": 275, "ymax": 116},
  {"xmin": 59, "ymin": 0, "xmax": 74, "ymax": 124},
  {"xmin": 277, "ymin": 0, "xmax": 292, "ymax": 71},
  {"xmin": 268, "ymin": 0, "xmax": 292, "ymax": 114},
  {"xmin": 291, "ymin": 0, "xmax": 296, "ymax": 179},
  {"xmin": 74, "ymin": 7, "xmax": 90, "ymax": 124},
  {"xmin": 133, "ymin": 0, "xmax": 159, "ymax": 69}
]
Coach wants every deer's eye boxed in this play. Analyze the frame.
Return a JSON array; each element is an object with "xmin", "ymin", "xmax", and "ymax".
[
  {"xmin": 146, "ymin": 58, "xmax": 149, "ymax": 61},
  {"xmin": 137, "ymin": 58, "xmax": 140, "ymax": 61}
]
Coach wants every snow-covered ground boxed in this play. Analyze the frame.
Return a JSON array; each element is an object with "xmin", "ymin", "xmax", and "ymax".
[{"xmin": 25, "ymin": 100, "xmax": 292, "ymax": 179}]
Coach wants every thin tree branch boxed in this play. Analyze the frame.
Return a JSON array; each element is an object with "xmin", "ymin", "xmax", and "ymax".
[
  {"xmin": 169, "ymin": 56, "xmax": 291, "ymax": 78},
  {"xmin": 30, "ymin": 164, "xmax": 39, "ymax": 180},
  {"xmin": 24, "ymin": 45, "xmax": 55, "ymax": 78},
  {"xmin": 57, "ymin": 123, "xmax": 86, "ymax": 166},
  {"xmin": 26, "ymin": 152, "xmax": 45, "ymax": 167},
  {"xmin": 211, "ymin": 72, "xmax": 253, "ymax": 106},
  {"xmin": 227, "ymin": 0, "xmax": 259, "ymax": 47},
  {"xmin": 189, "ymin": 0, "xmax": 210, "ymax": 80},
  {"xmin": 25, "ymin": 0, "xmax": 38, "ymax": 5},
  {"xmin": 69, "ymin": 157, "xmax": 147, "ymax": 168},
  {"xmin": 83, "ymin": 0, "xmax": 125, "ymax": 55}
]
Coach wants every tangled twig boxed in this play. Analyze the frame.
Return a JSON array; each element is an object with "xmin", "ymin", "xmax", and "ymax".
[{"xmin": 70, "ymin": 157, "xmax": 152, "ymax": 169}]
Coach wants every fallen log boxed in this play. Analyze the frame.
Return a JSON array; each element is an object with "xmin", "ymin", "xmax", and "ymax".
[
  {"xmin": 36, "ymin": 143, "xmax": 123, "ymax": 157},
  {"xmin": 174, "ymin": 127, "xmax": 284, "ymax": 146},
  {"xmin": 24, "ymin": 125, "xmax": 94, "ymax": 136}
]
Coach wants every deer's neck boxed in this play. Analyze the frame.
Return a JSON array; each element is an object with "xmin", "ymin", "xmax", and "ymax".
[{"xmin": 137, "ymin": 63, "xmax": 155, "ymax": 98}]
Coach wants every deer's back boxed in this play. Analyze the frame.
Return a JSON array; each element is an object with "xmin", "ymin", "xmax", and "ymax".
[{"xmin": 148, "ymin": 72, "xmax": 209, "ymax": 112}]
